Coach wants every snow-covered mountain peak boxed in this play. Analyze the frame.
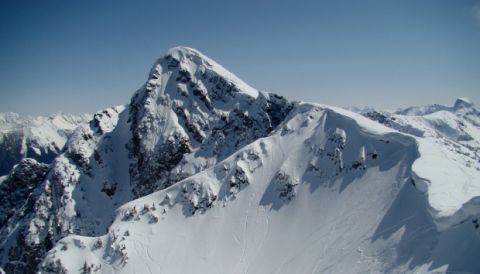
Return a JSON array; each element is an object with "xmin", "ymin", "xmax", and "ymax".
[
  {"xmin": 158, "ymin": 46, "xmax": 258, "ymax": 98},
  {"xmin": 164, "ymin": 46, "xmax": 213, "ymax": 68},
  {"xmin": 395, "ymin": 97, "xmax": 478, "ymax": 117},
  {"xmin": 454, "ymin": 97, "xmax": 474, "ymax": 110},
  {"xmin": 3, "ymin": 47, "xmax": 480, "ymax": 274},
  {"xmin": 128, "ymin": 47, "xmax": 292, "ymax": 197},
  {"xmin": 0, "ymin": 48, "xmax": 294, "ymax": 274}
]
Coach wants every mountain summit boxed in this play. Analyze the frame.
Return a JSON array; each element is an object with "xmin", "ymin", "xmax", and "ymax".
[
  {"xmin": 454, "ymin": 97, "xmax": 474, "ymax": 110},
  {"xmin": 1, "ymin": 47, "xmax": 479, "ymax": 274}
]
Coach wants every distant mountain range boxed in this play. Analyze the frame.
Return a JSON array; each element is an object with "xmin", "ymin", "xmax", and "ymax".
[
  {"xmin": 0, "ymin": 112, "xmax": 91, "ymax": 176},
  {"xmin": 1, "ymin": 47, "xmax": 479, "ymax": 274}
]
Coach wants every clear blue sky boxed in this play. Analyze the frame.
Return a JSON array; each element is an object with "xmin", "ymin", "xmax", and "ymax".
[{"xmin": 1, "ymin": 0, "xmax": 479, "ymax": 115}]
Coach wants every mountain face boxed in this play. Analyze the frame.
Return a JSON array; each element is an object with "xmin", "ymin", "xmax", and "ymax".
[
  {"xmin": 1, "ymin": 47, "xmax": 479, "ymax": 274},
  {"xmin": 128, "ymin": 49, "xmax": 292, "ymax": 197},
  {"xmin": 0, "ymin": 113, "xmax": 91, "ymax": 176}
]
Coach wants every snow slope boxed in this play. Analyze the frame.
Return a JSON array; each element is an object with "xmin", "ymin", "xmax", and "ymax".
[{"xmin": 0, "ymin": 112, "xmax": 91, "ymax": 175}]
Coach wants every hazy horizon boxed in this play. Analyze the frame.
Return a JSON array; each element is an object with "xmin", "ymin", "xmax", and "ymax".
[{"xmin": 1, "ymin": 0, "xmax": 479, "ymax": 115}]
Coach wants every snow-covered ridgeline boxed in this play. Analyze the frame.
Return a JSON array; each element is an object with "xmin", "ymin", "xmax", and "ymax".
[{"xmin": 42, "ymin": 101, "xmax": 480, "ymax": 273}]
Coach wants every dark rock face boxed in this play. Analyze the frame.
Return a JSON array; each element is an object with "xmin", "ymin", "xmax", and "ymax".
[
  {"xmin": 362, "ymin": 110, "xmax": 424, "ymax": 137},
  {"xmin": 0, "ymin": 158, "xmax": 49, "ymax": 226},
  {"xmin": 0, "ymin": 110, "xmax": 112, "ymax": 274},
  {"xmin": 0, "ymin": 158, "xmax": 49, "ymax": 274},
  {"xmin": 0, "ymin": 131, "xmax": 25, "ymax": 176},
  {"xmin": 362, "ymin": 111, "xmax": 395, "ymax": 127},
  {"xmin": 275, "ymin": 172, "xmax": 297, "ymax": 201},
  {"xmin": 1, "ymin": 156, "xmax": 90, "ymax": 274}
]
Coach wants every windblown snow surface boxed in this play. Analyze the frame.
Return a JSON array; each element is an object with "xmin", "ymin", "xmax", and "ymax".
[{"xmin": 3, "ymin": 47, "xmax": 480, "ymax": 274}]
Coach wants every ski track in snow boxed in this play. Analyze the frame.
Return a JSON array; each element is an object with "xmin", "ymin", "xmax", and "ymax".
[
  {"xmin": 243, "ymin": 205, "xmax": 270, "ymax": 274},
  {"xmin": 237, "ymin": 191, "xmax": 255, "ymax": 274}
]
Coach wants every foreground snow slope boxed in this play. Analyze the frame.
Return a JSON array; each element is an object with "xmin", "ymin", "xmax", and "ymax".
[{"xmin": 42, "ymin": 103, "xmax": 480, "ymax": 274}]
